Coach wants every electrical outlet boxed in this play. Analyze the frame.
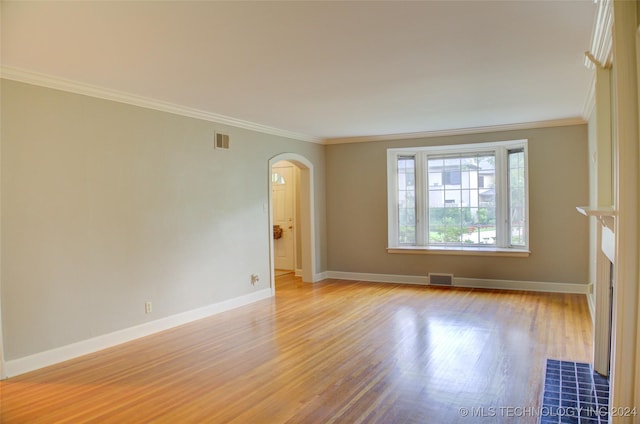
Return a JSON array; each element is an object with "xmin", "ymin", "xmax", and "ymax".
[
  {"xmin": 145, "ymin": 301, "xmax": 152, "ymax": 314},
  {"xmin": 251, "ymin": 274, "xmax": 260, "ymax": 285}
]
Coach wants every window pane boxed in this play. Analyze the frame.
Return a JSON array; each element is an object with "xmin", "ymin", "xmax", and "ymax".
[
  {"xmin": 398, "ymin": 156, "xmax": 416, "ymax": 244},
  {"xmin": 429, "ymin": 208, "xmax": 445, "ymax": 227},
  {"xmin": 508, "ymin": 149, "xmax": 526, "ymax": 246},
  {"xmin": 443, "ymin": 157, "xmax": 461, "ymax": 188},
  {"xmin": 388, "ymin": 140, "xmax": 528, "ymax": 250},
  {"xmin": 429, "ymin": 189, "xmax": 444, "ymax": 207},
  {"xmin": 427, "ymin": 153, "xmax": 495, "ymax": 246}
]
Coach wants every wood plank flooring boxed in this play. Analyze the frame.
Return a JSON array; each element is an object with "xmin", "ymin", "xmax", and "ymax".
[{"xmin": 0, "ymin": 275, "xmax": 593, "ymax": 423}]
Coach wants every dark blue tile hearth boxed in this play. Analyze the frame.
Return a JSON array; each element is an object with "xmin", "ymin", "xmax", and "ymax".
[{"xmin": 540, "ymin": 359, "xmax": 610, "ymax": 424}]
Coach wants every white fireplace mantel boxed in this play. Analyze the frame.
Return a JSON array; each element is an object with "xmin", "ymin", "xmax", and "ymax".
[
  {"xmin": 576, "ymin": 206, "xmax": 616, "ymax": 230},
  {"xmin": 577, "ymin": 205, "xmax": 616, "ymax": 377}
]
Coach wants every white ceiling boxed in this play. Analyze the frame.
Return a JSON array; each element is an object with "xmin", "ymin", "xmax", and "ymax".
[{"xmin": 1, "ymin": 1, "xmax": 596, "ymax": 142}]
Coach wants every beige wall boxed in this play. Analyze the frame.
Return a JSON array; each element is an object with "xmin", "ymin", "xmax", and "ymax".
[
  {"xmin": 0, "ymin": 79, "xmax": 591, "ymax": 364},
  {"xmin": 0, "ymin": 80, "xmax": 326, "ymax": 360},
  {"xmin": 325, "ymin": 124, "xmax": 590, "ymax": 284}
]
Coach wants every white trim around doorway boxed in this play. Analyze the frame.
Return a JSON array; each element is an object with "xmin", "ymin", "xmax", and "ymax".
[{"xmin": 268, "ymin": 154, "xmax": 316, "ymax": 287}]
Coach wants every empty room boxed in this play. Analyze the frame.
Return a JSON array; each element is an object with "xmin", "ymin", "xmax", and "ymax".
[{"xmin": 1, "ymin": 1, "xmax": 639, "ymax": 423}]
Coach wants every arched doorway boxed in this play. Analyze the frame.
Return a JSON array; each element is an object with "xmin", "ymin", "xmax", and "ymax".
[{"xmin": 268, "ymin": 154, "xmax": 315, "ymax": 289}]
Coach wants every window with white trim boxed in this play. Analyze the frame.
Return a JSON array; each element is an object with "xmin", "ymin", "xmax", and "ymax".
[{"xmin": 387, "ymin": 140, "xmax": 529, "ymax": 252}]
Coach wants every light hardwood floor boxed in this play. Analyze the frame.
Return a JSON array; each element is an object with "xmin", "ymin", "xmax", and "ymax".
[{"xmin": 0, "ymin": 275, "xmax": 593, "ymax": 423}]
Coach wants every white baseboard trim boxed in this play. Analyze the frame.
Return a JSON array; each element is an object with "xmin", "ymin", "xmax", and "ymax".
[
  {"xmin": 325, "ymin": 271, "xmax": 590, "ymax": 294},
  {"xmin": 313, "ymin": 271, "xmax": 328, "ymax": 282},
  {"xmin": 327, "ymin": 271, "xmax": 428, "ymax": 285},
  {"xmin": 4, "ymin": 289, "xmax": 272, "ymax": 378}
]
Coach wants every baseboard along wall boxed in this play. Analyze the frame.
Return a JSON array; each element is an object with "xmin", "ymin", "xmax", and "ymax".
[
  {"xmin": 4, "ymin": 271, "xmax": 591, "ymax": 379},
  {"xmin": 324, "ymin": 271, "xmax": 591, "ymax": 294},
  {"xmin": 3, "ymin": 289, "xmax": 272, "ymax": 379}
]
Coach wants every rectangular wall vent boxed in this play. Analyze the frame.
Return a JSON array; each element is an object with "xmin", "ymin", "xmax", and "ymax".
[
  {"xmin": 215, "ymin": 132, "xmax": 230, "ymax": 150},
  {"xmin": 428, "ymin": 273, "xmax": 454, "ymax": 286}
]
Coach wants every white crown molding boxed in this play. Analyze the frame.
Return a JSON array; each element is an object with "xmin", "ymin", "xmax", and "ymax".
[
  {"xmin": 0, "ymin": 66, "xmax": 323, "ymax": 144},
  {"xmin": 584, "ymin": 0, "xmax": 613, "ymax": 69},
  {"xmin": 323, "ymin": 117, "xmax": 587, "ymax": 145},
  {"xmin": 1, "ymin": 65, "xmax": 589, "ymax": 147}
]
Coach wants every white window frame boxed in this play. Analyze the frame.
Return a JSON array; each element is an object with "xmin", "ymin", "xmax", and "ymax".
[{"xmin": 387, "ymin": 139, "xmax": 530, "ymax": 257}]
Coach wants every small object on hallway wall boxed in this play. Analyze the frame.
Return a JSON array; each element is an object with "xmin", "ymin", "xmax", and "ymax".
[
  {"xmin": 251, "ymin": 274, "xmax": 260, "ymax": 285},
  {"xmin": 273, "ymin": 225, "xmax": 283, "ymax": 239}
]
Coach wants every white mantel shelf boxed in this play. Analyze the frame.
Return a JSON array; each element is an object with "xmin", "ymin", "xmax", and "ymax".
[
  {"xmin": 576, "ymin": 206, "xmax": 616, "ymax": 228},
  {"xmin": 576, "ymin": 205, "xmax": 616, "ymax": 217}
]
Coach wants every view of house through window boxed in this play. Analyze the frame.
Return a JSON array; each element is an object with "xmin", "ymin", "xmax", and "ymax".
[
  {"xmin": 388, "ymin": 140, "xmax": 528, "ymax": 251},
  {"xmin": 427, "ymin": 153, "xmax": 496, "ymax": 245}
]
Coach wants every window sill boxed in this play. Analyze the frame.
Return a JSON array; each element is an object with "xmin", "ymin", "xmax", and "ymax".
[{"xmin": 387, "ymin": 246, "xmax": 530, "ymax": 257}]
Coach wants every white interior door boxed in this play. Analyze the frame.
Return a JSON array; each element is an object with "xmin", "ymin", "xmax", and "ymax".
[{"xmin": 272, "ymin": 164, "xmax": 295, "ymax": 270}]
